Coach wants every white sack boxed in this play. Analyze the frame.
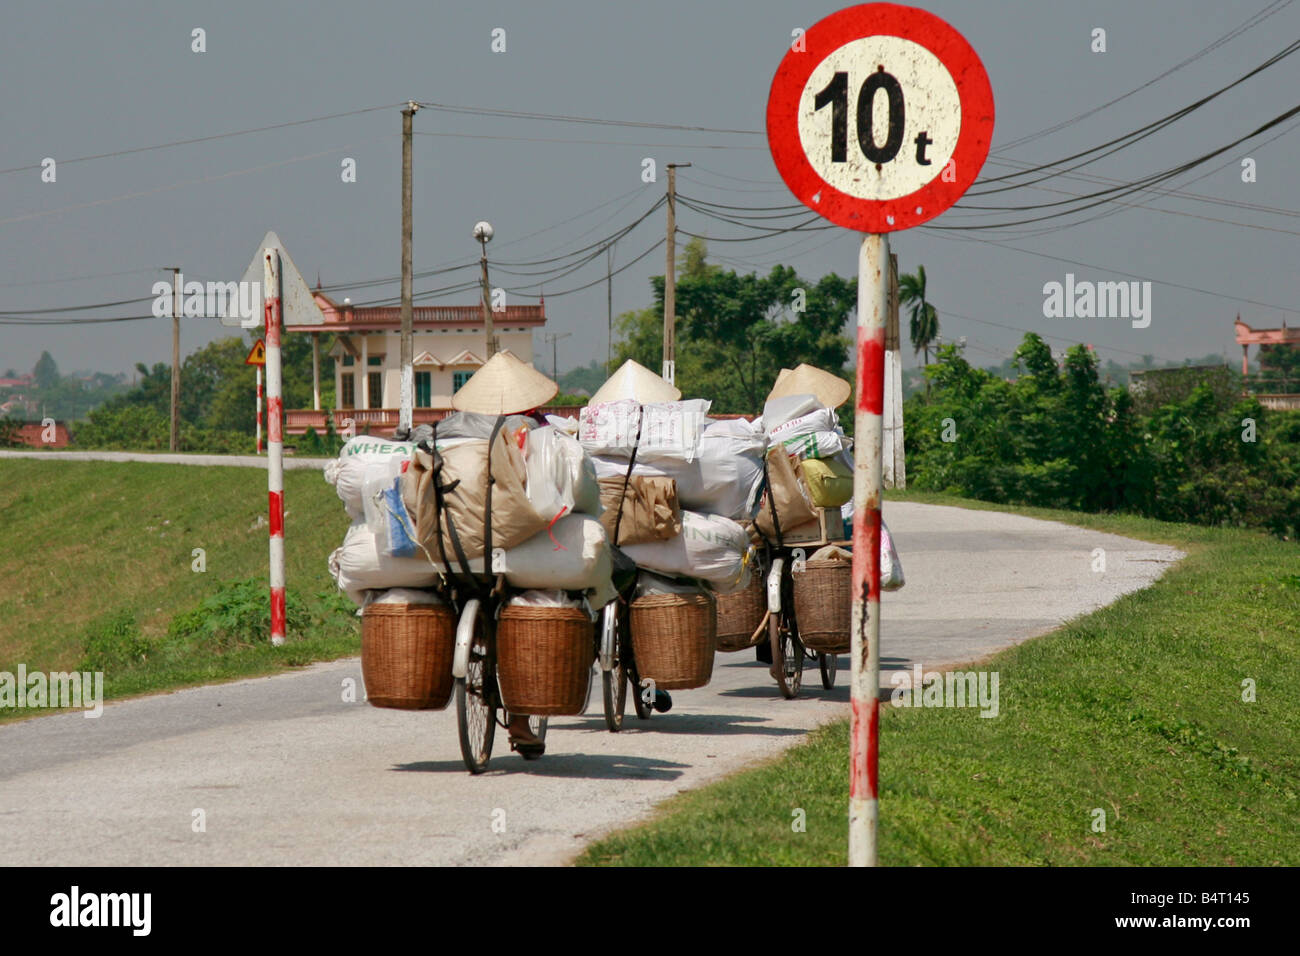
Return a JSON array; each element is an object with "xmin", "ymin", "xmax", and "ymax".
[
  {"xmin": 333, "ymin": 437, "xmax": 416, "ymax": 519},
  {"xmin": 761, "ymin": 394, "xmax": 821, "ymax": 433},
  {"xmin": 330, "ymin": 515, "xmax": 615, "ymax": 607},
  {"xmin": 508, "ymin": 589, "xmax": 585, "ymax": 610},
  {"xmin": 368, "ymin": 588, "xmax": 443, "ymax": 606},
  {"xmin": 578, "ymin": 399, "xmax": 711, "ymax": 462},
  {"xmin": 590, "ymin": 418, "xmax": 764, "ymax": 519},
  {"xmin": 619, "ymin": 510, "xmax": 750, "ymax": 590}
]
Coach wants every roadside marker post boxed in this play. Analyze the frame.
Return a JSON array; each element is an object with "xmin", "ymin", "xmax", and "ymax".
[
  {"xmin": 245, "ymin": 339, "xmax": 266, "ymax": 455},
  {"xmin": 263, "ymin": 250, "xmax": 286, "ymax": 646},
  {"xmin": 766, "ymin": 3, "xmax": 993, "ymax": 865},
  {"xmin": 237, "ymin": 233, "xmax": 323, "ymax": 646}
]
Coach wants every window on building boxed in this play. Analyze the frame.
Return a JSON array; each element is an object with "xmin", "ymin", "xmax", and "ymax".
[
  {"xmin": 342, "ymin": 354, "xmax": 354, "ymax": 367},
  {"xmin": 415, "ymin": 371, "xmax": 431, "ymax": 408},
  {"xmin": 367, "ymin": 372, "xmax": 382, "ymax": 409},
  {"xmin": 453, "ymin": 371, "xmax": 473, "ymax": 393},
  {"xmin": 340, "ymin": 374, "xmax": 355, "ymax": 408},
  {"xmin": 367, "ymin": 356, "xmax": 383, "ymax": 367}
]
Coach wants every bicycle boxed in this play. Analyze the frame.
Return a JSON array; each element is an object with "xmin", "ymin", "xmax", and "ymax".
[
  {"xmin": 764, "ymin": 544, "xmax": 841, "ymax": 699},
  {"xmin": 451, "ymin": 577, "xmax": 549, "ymax": 774}
]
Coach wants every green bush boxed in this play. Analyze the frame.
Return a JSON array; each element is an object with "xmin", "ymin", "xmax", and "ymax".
[
  {"xmin": 78, "ymin": 610, "xmax": 151, "ymax": 670},
  {"xmin": 166, "ymin": 577, "xmax": 312, "ymax": 651}
]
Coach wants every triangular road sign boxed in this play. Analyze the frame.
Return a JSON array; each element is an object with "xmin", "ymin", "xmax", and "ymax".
[
  {"xmin": 222, "ymin": 231, "xmax": 326, "ymax": 328},
  {"xmin": 244, "ymin": 339, "xmax": 266, "ymax": 366}
]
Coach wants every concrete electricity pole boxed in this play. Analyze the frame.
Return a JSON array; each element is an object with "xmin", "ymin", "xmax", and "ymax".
[
  {"xmin": 606, "ymin": 244, "xmax": 614, "ymax": 372},
  {"xmin": 399, "ymin": 101, "xmax": 419, "ymax": 434},
  {"xmin": 170, "ymin": 266, "xmax": 180, "ymax": 452},
  {"xmin": 544, "ymin": 331, "xmax": 571, "ymax": 382},
  {"xmin": 662, "ymin": 162, "xmax": 690, "ymax": 385}
]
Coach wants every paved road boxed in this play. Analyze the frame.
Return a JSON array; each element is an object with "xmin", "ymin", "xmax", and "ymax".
[
  {"xmin": 0, "ymin": 502, "xmax": 1181, "ymax": 866},
  {"xmin": 0, "ymin": 449, "xmax": 329, "ymax": 469}
]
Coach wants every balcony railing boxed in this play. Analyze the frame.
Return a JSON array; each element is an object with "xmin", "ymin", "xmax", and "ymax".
[{"xmin": 284, "ymin": 406, "xmax": 585, "ymax": 436}]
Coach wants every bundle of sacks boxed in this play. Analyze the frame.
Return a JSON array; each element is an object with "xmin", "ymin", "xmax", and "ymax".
[
  {"xmin": 754, "ymin": 364, "xmax": 855, "ymax": 539},
  {"xmin": 566, "ymin": 360, "xmax": 760, "ymax": 597},
  {"xmin": 324, "ymin": 353, "xmax": 615, "ymax": 610}
]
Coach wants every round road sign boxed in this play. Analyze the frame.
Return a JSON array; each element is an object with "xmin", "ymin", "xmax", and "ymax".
[{"xmin": 766, "ymin": 3, "xmax": 994, "ymax": 233}]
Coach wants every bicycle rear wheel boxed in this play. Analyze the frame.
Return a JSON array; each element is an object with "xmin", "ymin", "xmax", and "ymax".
[
  {"xmin": 770, "ymin": 607, "xmax": 804, "ymax": 699},
  {"xmin": 602, "ymin": 604, "xmax": 628, "ymax": 732},
  {"xmin": 455, "ymin": 603, "xmax": 497, "ymax": 774}
]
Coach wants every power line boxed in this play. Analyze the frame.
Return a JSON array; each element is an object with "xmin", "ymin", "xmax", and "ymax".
[
  {"xmin": 416, "ymin": 101, "xmax": 762, "ymax": 136},
  {"xmin": 993, "ymin": 0, "xmax": 1294, "ymax": 153},
  {"xmin": 414, "ymin": 130, "xmax": 764, "ymax": 150},
  {"xmin": 0, "ymin": 104, "xmax": 398, "ymax": 177}
]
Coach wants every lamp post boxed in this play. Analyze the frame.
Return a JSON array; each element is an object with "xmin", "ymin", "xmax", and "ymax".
[{"xmin": 475, "ymin": 221, "xmax": 497, "ymax": 358}]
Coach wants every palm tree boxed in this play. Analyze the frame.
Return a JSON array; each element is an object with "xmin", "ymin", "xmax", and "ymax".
[{"xmin": 899, "ymin": 265, "xmax": 939, "ymax": 366}]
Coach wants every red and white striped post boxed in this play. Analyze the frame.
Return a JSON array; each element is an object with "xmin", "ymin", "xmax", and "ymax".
[
  {"xmin": 255, "ymin": 366, "xmax": 263, "ymax": 455},
  {"xmin": 849, "ymin": 231, "xmax": 888, "ymax": 866},
  {"xmin": 263, "ymin": 249, "xmax": 286, "ymax": 646}
]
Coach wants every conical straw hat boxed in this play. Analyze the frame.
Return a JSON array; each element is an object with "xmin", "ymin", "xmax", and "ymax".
[
  {"xmin": 766, "ymin": 363, "xmax": 852, "ymax": 409},
  {"xmin": 589, "ymin": 359, "xmax": 681, "ymax": 405},
  {"xmin": 451, "ymin": 351, "xmax": 558, "ymax": 415}
]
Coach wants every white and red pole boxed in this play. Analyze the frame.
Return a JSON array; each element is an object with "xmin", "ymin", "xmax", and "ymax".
[
  {"xmin": 256, "ymin": 366, "xmax": 263, "ymax": 455},
  {"xmin": 264, "ymin": 249, "xmax": 286, "ymax": 646},
  {"xmin": 849, "ymin": 231, "xmax": 888, "ymax": 866}
]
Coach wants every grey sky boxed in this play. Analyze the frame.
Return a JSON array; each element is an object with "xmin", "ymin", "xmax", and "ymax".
[{"xmin": 1, "ymin": 0, "xmax": 1296, "ymax": 383}]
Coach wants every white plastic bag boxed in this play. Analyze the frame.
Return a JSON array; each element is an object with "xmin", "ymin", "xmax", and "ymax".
[
  {"xmin": 525, "ymin": 425, "xmax": 602, "ymax": 521},
  {"xmin": 333, "ymin": 437, "xmax": 415, "ymax": 519},
  {"xmin": 833, "ymin": 505, "xmax": 906, "ymax": 591}
]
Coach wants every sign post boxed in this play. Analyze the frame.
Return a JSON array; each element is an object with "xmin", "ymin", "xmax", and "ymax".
[
  {"xmin": 263, "ymin": 252, "xmax": 286, "ymax": 647},
  {"xmin": 236, "ymin": 232, "xmax": 324, "ymax": 646},
  {"xmin": 245, "ymin": 339, "xmax": 266, "ymax": 455},
  {"xmin": 766, "ymin": 2, "xmax": 993, "ymax": 866}
]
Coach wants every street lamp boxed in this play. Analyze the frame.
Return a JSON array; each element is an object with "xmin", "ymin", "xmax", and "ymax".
[{"xmin": 474, "ymin": 221, "xmax": 497, "ymax": 358}]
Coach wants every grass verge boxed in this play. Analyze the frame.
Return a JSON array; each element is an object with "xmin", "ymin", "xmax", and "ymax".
[
  {"xmin": 579, "ymin": 492, "xmax": 1300, "ymax": 866},
  {"xmin": 0, "ymin": 459, "xmax": 357, "ymax": 719}
]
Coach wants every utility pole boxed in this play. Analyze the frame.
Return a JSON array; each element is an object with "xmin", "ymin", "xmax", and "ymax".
[
  {"xmin": 170, "ymin": 266, "xmax": 180, "ymax": 451},
  {"xmin": 662, "ymin": 162, "xmax": 690, "ymax": 385},
  {"xmin": 399, "ymin": 101, "xmax": 419, "ymax": 435},
  {"xmin": 544, "ymin": 331, "xmax": 571, "ymax": 382},
  {"xmin": 606, "ymin": 244, "xmax": 614, "ymax": 372},
  {"xmin": 475, "ymin": 221, "xmax": 497, "ymax": 359}
]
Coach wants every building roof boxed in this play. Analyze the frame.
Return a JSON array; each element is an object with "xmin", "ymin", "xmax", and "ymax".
[{"xmin": 289, "ymin": 291, "xmax": 547, "ymax": 333}]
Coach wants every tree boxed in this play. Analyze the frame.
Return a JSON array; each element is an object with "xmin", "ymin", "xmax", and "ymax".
[
  {"xmin": 33, "ymin": 351, "xmax": 60, "ymax": 390},
  {"xmin": 899, "ymin": 265, "xmax": 939, "ymax": 366},
  {"xmin": 612, "ymin": 242, "xmax": 854, "ymax": 414}
]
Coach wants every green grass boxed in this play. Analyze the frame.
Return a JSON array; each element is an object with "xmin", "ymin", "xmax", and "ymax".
[
  {"xmin": 0, "ymin": 460, "xmax": 358, "ymax": 717},
  {"xmin": 579, "ymin": 492, "xmax": 1300, "ymax": 866}
]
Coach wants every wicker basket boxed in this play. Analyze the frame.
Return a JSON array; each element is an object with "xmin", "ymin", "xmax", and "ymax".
[
  {"xmin": 715, "ymin": 577, "xmax": 767, "ymax": 652},
  {"xmin": 793, "ymin": 559, "xmax": 852, "ymax": 653},
  {"xmin": 629, "ymin": 592, "xmax": 716, "ymax": 689},
  {"xmin": 496, "ymin": 606, "xmax": 596, "ymax": 716},
  {"xmin": 361, "ymin": 602, "xmax": 456, "ymax": 710}
]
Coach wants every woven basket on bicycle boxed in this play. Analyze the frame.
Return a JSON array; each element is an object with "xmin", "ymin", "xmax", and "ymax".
[
  {"xmin": 792, "ymin": 559, "xmax": 852, "ymax": 654},
  {"xmin": 361, "ymin": 602, "xmax": 456, "ymax": 710},
  {"xmin": 496, "ymin": 605, "xmax": 596, "ymax": 716},
  {"xmin": 714, "ymin": 577, "xmax": 767, "ymax": 652},
  {"xmin": 629, "ymin": 592, "xmax": 716, "ymax": 689}
]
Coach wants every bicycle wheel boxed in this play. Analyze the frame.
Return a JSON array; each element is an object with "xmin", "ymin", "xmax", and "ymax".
[
  {"xmin": 819, "ymin": 652, "xmax": 838, "ymax": 689},
  {"xmin": 455, "ymin": 603, "xmax": 497, "ymax": 774},
  {"xmin": 601, "ymin": 605, "xmax": 628, "ymax": 732},
  {"xmin": 770, "ymin": 606, "xmax": 804, "ymax": 699}
]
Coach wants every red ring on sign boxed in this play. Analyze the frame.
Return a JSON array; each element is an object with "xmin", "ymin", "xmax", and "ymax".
[{"xmin": 767, "ymin": 3, "xmax": 994, "ymax": 233}]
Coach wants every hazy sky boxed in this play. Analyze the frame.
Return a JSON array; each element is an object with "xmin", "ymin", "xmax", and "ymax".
[{"xmin": 1, "ymin": 0, "xmax": 1297, "ymax": 383}]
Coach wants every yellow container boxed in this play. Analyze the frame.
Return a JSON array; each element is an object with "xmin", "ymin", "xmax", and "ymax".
[{"xmin": 800, "ymin": 456, "xmax": 853, "ymax": 508}]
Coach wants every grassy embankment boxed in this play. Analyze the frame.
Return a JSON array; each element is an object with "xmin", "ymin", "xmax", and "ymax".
[
  {"xmin": 0, "ymin": 459, "xmax": 357, "ymax": 717},
  {"xmin": 580, "ymin": 491, "xmax": 1300, "ymax": 866}
]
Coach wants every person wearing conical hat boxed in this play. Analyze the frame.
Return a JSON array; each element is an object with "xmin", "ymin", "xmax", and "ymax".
[
  {"xmin": 448, "ymin": 352, "xmax": 560, "ymax": 757},
  {"xmin": 766, "ymin": 363, "xmax": 852, "ymax": 409},
  {"xmin": 451, "ymin": 350, "xmax": 560, "ymax": 416},
  {"xmin": 589, "ymin": 359, "xmax": 681, "ymax": 405}
]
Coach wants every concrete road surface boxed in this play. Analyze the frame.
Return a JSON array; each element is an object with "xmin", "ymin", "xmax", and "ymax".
[{"xmin": 0, "ymin": 502, "xmax": 1182, "ymax": 866}]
